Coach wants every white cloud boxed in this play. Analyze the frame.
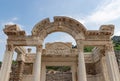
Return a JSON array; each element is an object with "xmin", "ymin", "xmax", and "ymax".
[
  {"xmin": 3, "ymin": 21, "xmax": 15, "ymax": 25},
  {"xmin": 114, "ymin": 30, "xmax": 120, "ymax": 36},
  {"xmin": 54, "ymin": 35, "xmax": 76, "ymax": 45},
  {"xmin": 1, "ymin": 17, "xmax": 24, "ymax": 30},
  {"xmin": 11, "ymin": 17, "xmax": 18, "ymax": 21},
  {"xmin": 0, "ymin": 17, "xmax": 24, "ymax": 43},
  {"xmin": 0, "ymin": 38, "xmax": 6, "ymax": 43},
  {"xmin": 0, "ymin": 33, "xmax": 6, "ymax": 43},
  {"xmin": 4, "ymin": 21, "xmax": 24, "ymax": 29},
  {"xmin": 85, "ymin": 0, "xmax": 120, "ymax": 23},
  {"xmin": 66, "ymin": 15, "xmax": 86, "ymax": 25},
  {"xmin": 44, "ymin": 32, "xmax": 76, "ymax": 46},
  {"xmin": 0, "ymin": 37, "xmax": 3, "ymax": 43}
]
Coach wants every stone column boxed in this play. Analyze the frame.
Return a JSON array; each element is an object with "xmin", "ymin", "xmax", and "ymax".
[
  {"xmin": 101, "ymin": 56, "xmax": 110, "ymax": 81},
  {"xmin": 16, "ymin": 52, "xmax": 25, "ymax": 81},
  {"xmin": 105, "ymin": 44, "xmax": 120, "ymax": 81},
  {"xmin": 41, "ymin": 63, "xmax": 46, "ymax": 81},
  {"xmin": 0, "ymin": 44, "xmax": 14, "ymax": 81},
  {"xmin": 77, "ymin": 41, "xmax": 87, "ymax": 81},
  {"xmin": 72, "ymin": 64, "xmax": 77, "ymax": 81},
  {"xmin": 33, "ymin": 45, "xmax": 42, "ymax": 81}
]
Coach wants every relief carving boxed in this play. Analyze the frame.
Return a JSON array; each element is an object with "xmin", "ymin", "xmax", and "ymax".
[{"xmin": 45, "ymin": 42, "xmax": 73, "ymax": 56}]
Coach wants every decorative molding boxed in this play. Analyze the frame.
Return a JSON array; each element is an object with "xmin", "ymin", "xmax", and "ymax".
[
  {"xmin": 3, "ymin": 24, "xmax": 26, "ymax": 36},
  {"xmin": 43, "ymin": 42, "xmax": 76, "ymax": 56}
]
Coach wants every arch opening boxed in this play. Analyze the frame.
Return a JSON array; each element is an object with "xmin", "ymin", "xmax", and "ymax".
[
  {"xmin": 43, "ymin": 32, "xmax": 76, "ymax": 48},
  {"xmin": 42, "ymin": 32, "xmax": 78, "ymax": 81}
]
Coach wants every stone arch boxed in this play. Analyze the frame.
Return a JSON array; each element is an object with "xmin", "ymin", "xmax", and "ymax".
[{"xmin": 32, "ymin": 16, "xmax": 87, "ymax": 41}]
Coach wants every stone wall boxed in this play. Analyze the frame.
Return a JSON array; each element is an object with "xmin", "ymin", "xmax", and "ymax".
[
  {"xmin": 46, "ymin": 72, "xmax": 72, "ymax": 81},
  {"xmin": 87, "ymin": 73, "xmax": 104, "ymax": 81}
]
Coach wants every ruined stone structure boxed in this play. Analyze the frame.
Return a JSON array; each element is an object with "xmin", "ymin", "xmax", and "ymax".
[
  {"xmin": 115, "ymin": 51, "xmax": 120, "ymax": 70},
  {"xmin": 0, "ymin": 16, "xmax": 120, "ymax": 81}
]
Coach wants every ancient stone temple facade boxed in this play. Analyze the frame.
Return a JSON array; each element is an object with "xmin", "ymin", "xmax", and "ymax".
[{"xmin": 0, "ymin": 16, "xmax": 120, "ymax": 81}]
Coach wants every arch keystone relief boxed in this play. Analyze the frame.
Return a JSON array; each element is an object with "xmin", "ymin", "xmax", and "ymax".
[{"xmin": 0, "ymin": 16, "xmax": 120, "ymax": 81}]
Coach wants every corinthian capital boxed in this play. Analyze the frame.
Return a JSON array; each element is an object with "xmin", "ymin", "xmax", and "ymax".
[
  {"xmin": 76, "ymin": 39, "xmax": 84, "ymax": 51},
  {"xmin": 6, "ymin": 44, "xmax": 14, "ymax": 51},
  {"xmin": 36, "ymin": 45, "xmax": 42, "ymax": 52},
  {"xmin": 105, "ymin": 44, "xmax": 114, "ymax": 52}
]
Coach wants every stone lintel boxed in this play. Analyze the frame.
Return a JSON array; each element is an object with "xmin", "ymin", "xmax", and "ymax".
[
  {"xmin": 7, "ymin": 36, "xmax": 43, "ymax": 46},
  {"xmin": 83, "ymin": 40, "xmax": 111, "ymax": 46}
]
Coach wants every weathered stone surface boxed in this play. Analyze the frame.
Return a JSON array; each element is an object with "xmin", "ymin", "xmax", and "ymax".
[{"xmin": 0, "ymin": 16, "xmax": 119, "ymax": 81}]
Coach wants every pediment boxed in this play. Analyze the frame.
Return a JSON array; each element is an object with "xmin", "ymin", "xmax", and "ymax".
[
  {"xmin": 45, "ymin": 42, "xmax": 72, "ymax": 50},
  {"xmin": 44, "ymin": 42, "xmax": 73, "ymax": 56}
]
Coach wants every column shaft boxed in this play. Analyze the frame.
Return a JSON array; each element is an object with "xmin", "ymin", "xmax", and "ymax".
[
  {"xmin": 33, "ymin": 45, "xmax": 42, "ymax": 81},
  {"xmin": 101, "ymin": 56, "xmax": 110, "ymax": 81},
  {"xmin": 0, "ymin": 45, "xmax": 14, "ymax": 81},
  {"xmin": 105, "ymin": 44, "xmax": 120, "ymax": 81},
  {"xmin": 106, "ymin": 52, "xmax": 120, "ymax": 81},
  {"xmin": 78, "ymin": 44, "xmax": 87, "ymax": 81}
]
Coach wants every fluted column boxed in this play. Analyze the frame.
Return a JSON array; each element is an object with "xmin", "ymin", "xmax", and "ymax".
[
  {"xmin": 33, "ymin": 45, "xmax": 42, "ymax": 81},
  {"xmin": 105, "ymin": 44, "xmax": 120, "ymax": 81},
  {"xmin": 101, "ymin": 56, "xmax": 110, "ymax": 81},
  {"xmin": 77, "ymin": 40, "xmax": 87, "ymax": 81},
  {"xmin": 0, "ymin": 44, "xmax": 14, "ymax": 81}
]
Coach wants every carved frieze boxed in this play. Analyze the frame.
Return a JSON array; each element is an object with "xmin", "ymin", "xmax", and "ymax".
[
  {"xmin": 100, "ymin": 25, "xmax": 114, "ymax": 35},
  {"xmin": 3, "ymin": 24, "xmax": 26, "ymax": 36},
  {"xmin": 43, "ymin": 42, "xmax": 77, "ymax": 56},
  {"xmin": 85, "ymin": 35, "xmax": 110, "ymax": 40}
]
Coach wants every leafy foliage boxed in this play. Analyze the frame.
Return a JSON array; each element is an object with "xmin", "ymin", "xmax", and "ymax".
[
  {"xmin": 112, "ymin": 36, "xmax": 120, "ymax": 51},
  {"xmin": 12, "ymin": 60, "xmax": 17, "ymax": 65},
  {"xmin": 84, "ymin": 46, "xmax": 94, "ymax": 52}
]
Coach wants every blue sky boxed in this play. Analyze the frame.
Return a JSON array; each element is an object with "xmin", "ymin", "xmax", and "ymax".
[{"xmin": 0, "ymin": 0, "xmax": 120, "ymax": 61}]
